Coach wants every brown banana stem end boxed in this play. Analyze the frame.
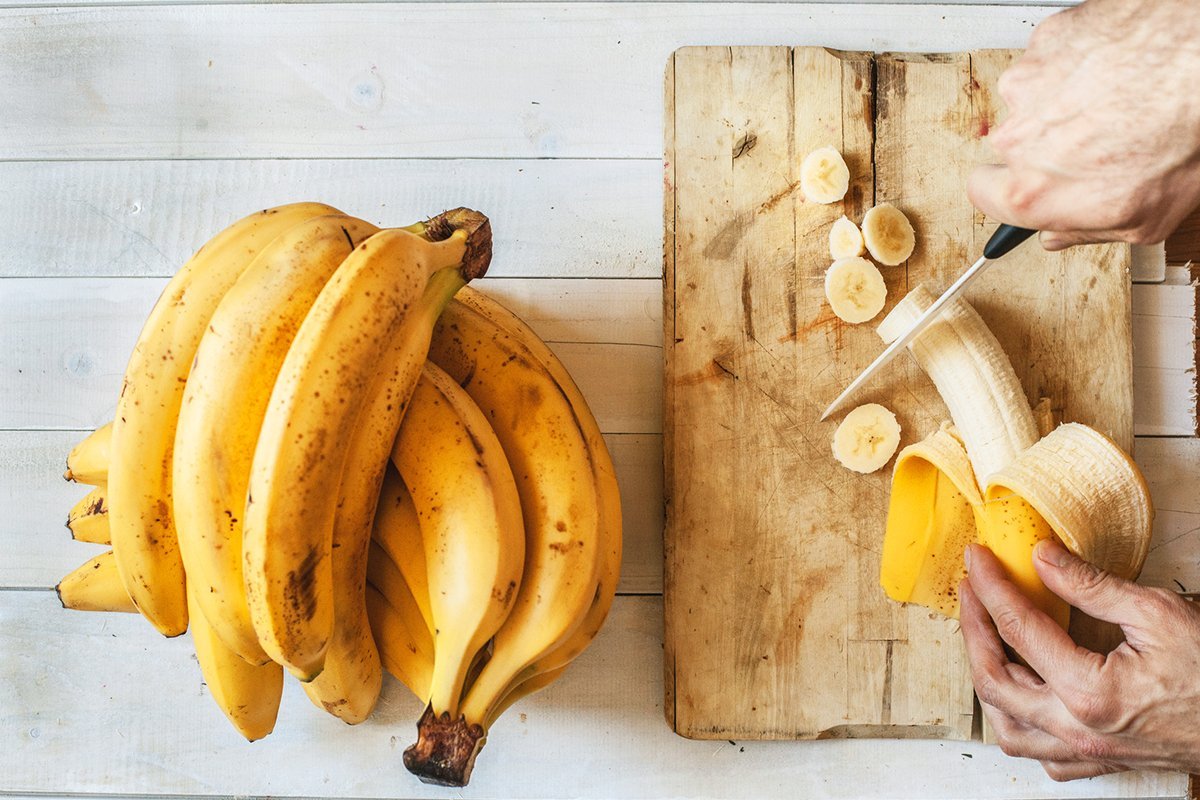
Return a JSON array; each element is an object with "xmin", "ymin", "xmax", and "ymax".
[
  {"xmin": 402, "ymin": 705, "xmax": 487, "ymax": 787},
  {"xmin": 424, "ymin": 208, "xmax": 492, "ymax": 281}
]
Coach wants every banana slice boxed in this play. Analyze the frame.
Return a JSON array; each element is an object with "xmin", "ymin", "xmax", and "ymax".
[
  {"xmin": 829, "ymin": 215, "xmax": 865, "ymax": 259},
  {"xmin": 832, "ymin": 403, "xmax": 902, "ymax": 474},
  {"xmin": 825, "ymin": 256, "xmax": 887, "ymax": 324},
  {"xmin": 800, "ymin": 146, "xmax": 850, "ymax": 204},
  {"xmin": 862, "ymin": 204, "xmax": 915, "ymax": 265}
]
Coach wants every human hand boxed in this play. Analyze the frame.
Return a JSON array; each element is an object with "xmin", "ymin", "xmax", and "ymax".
[
  {"xmin": 967, "ymin": 0, "xmax": 1200, "ymax": 250},
  {"xmin": 959, "ymin": 538, "xmax": 1200, "ymax": 781}
]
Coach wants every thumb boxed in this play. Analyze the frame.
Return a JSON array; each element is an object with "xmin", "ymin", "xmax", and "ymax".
[{"xmin": 1033, "ymin": 539, "xmax": 1145, "ymax": 627}]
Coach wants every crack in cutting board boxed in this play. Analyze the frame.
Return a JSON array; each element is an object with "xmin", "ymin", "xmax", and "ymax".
[{"xmin": 662, "ymin": 46, "xmax": 1132, "ymax": 741}]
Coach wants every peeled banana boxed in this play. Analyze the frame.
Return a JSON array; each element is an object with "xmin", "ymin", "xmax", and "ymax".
[
  {"xmin": 829, "ymin": 215, "xmax": 865, "ymax": 259},
  {"xmin": 800, "ymin": 146, "xmax": 850, "ymax": 204},
  {"xmin": 861, "ymin": 203, "xmax": 915, "ymax": 265},
  {"xmin": 825, "ymin": 256, "xmax": 887, "ymax": 324},
  {"xmin": 879, "ymin": 285, "xmax": 1154, "ymax": 627},
  {"xmin": 832, "ymin": 403, "xmax": 902, "ymax": 474}
]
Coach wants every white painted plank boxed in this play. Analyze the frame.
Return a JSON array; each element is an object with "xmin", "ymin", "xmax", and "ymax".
[
  {"xmin": 0, "ymin": 591, "xmax": 1185, "ymax": 799},
  {"xmin": 1137, "ymin": 437, "xmax": 1200, "ymax": 595},
  {"xmin": 2, "ymin": 277, "xmax": 1189, "ymax": 434},
  {"xmin": 0, "ymin": 429, "xmax": 662, "ymax": 594},
  {"xmin": 0, "ymin": 159, "xmax": 660, "ymax": 278},
  {"xmin": 0, "ymin": 277, "xmax": 663, "ymax": 432},
  {"xmin": 0, "ymin": 4, "xmax": 1057, "ymax": 160}
]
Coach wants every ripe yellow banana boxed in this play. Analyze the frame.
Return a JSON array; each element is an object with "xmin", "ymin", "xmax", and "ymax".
[
  {"xmin": 302, "ymin": 253, "xmax": 480, "ymax": 722},
  {"xmin": 63, "ymin": 422, "xmax": 112, "ymax": 485},
  {"xmin": 67, "ymin": 485, "xmax": 110, "ymax": 545},
  {"xmin": 186, "ymin": 587, "xmax": 283, "ymax": 742},
  {"xmin": 405, "ymin": 296, "xmax": 609, "ymax": 786},
  {"xmin": 485, "ymin": 665, "xmax": 565, "ymax": 729},
  {"xmin": 172, "ymin": 213, "xmax": 379, "ymax": 665},
  {"xmin": 109, "ymin": 202, "xmax": 341, "ymax": 637},
  {"xmin": 391, "ymin": 361, "xmax": 525, "ymax": 724},
  {"xmin": 451, "ymin": 288, "xmax": 622, "ymax": 722},
  {"xmin": 373, "ymin": 465, "xmax": 433, "ymax": 632},
  {"xmin": 57, "ymin": 550, "xmax": 136, "ymax": 613},
  {"xmin": 244, "ymin": 209, "xmax": 492, "ymax": 681},
  {"xmin": 366, "ymin": 540, "xmax": 434, "ymax": 701}
]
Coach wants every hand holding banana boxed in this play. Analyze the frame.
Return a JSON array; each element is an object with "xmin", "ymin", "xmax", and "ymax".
[{"xmin": 56, "ymin": 202, "xmax": 621, "ymax": 786}]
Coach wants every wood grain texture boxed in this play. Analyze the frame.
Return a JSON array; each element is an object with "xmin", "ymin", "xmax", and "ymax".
[
  {"xmin": 0, "ymin": 590, "xmax": 1187, "ymax": 800},
  {"xmin": 0, "ymin": 4, "xmax": 1061, "ymax": 160},
  {"xmin": 665, "ymin": 47, "xmax": 1138, "ymax": 742},
  {"xmin": 0, "ymin": 159, "xmax": 661, "ymax": 279}
]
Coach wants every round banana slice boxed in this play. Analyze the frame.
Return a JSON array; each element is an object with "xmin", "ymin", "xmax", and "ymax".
[
  {"xmin": 832, "ymin": 403, "xmax": 902, "ymax": 474},
  {"xmin": 862, "ymin": 204, "xmax": 916, "ymax": 265},
  {"xmin": 825, "ymin": 256, "xmax": 887, "ymax": 324},
  {"xmin": 800, "ymin": 146, "xmax": 850, "ymax": 204},
  {"xmin": 829, "ymin": 215, "xmax": 865, "ymax": 259}
]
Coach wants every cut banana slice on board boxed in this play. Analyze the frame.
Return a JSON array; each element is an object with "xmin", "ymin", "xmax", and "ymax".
[
  {"xmin": 832, "ymin": 403, "xmax": 902, "ymax": 474},
  {"xmin": 800, "ymin": 146, "xmax": 850, "ymax": 204},
  {"xmin": 825, "ymin": 256, "xmax": 887, "ymax": 324},
  {"xmin": 829, "ymin": 215, "xmax": 865, "ymax": 259},
  {"xmin": 862, "ymin": 204, "xmax": 916, "ymax": 265}
]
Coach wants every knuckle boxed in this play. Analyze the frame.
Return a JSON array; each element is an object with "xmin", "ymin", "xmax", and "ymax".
[
  {"xmin": 992, "ymin": 606, "xmax": 1027, "ymax": 644},
  {"xmin": 1069, "ymin": 732, "xmax": 1113, "ymax": 762},
  {"xmin": 974, "ymin": 674, "xmax": 1004, "ymax": 708},
  {"xmin": 1002, "ymin": 173, "xmax": 1046, "ymax": 216},
  {"xmin": 1065, "ymin": 687, "xmax": 1118, "ymax": 728},
  {"xmin": 996, "ymin": 732, "xmax": 1022, "ymax": 758},
  {"xmin": 1042, "ymin": 762, "xmax": 1071, "ymax": 782}
]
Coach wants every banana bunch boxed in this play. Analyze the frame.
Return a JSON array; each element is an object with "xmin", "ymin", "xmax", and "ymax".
[{"xmin": 56, "ymin": 203, "xmax": 620, "ymax": 786}]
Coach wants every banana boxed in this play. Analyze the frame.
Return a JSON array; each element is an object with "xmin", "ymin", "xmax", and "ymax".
[
  {"xmin": 173, "ymin": 213, "xmax": 379, "ymax": 665},
  {"xmin": 829, "ymin": 215, "xmax": 865, "ymax": 259},
  {"xmin": 831, "ymin": 403, "xmax": 902, "ymax": 474},
  {"xmin": 879, "ymin": 286, "xmax": 1154, "ymax": 629},
  {"xmin": 63, "ymin": 422, "xmax": 112, "ymax": 485},
  {"xmin": 390, "ymin": 362, "xmax": 525, "ymax": 724},
  {"xmin": 109, "ymin": 202, "xmax": 341, "ymax": 637},
  {"xmin": 402, "ymin": 297, "xmax": 606, "ymax": 787},
  {"xmin": 825, "ymin": 256, "xmax": 887, "ymax": 324},
  {"xmin": 186, "ymin": 587, "xmax": 283, "ymax": 742},
  {"xmin": 244, "ymin": 209, "xmax": 491, "ymax": 681},
  {"xmin": 861, "ymin": 203, "xmax": 915, "ymax": 266},
  {"xmin": 373, "ymin": 465, "xmax": 433, "ymax": 632},
  {"xmin": 450, "ymin": 287, "xmax": 622, "ymax": 721},
  {"xmin": 876, "ymin": 284, "xmax": 1039, "ymax": 483},
  {"xmin": 485, "ymin": 665, "xmax": 566, "ymax": 729},
  {"xmin": 800, "ymin": 146, "xmax": 850, "ymax": 204},
  {"xmin": 67, "ymin": 485, "xmax": 110, "ymax": 545},
  {"xmin": 57, "ymin": 550, "xmax": 137, "ymax": 613},
  {"xmin": 366, "ymin": 584, "xmax": 433, "ymax": 702}
]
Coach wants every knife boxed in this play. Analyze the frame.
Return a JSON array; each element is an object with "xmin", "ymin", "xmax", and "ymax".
[{"xmin": 819, "ymin": 224, "xmax": 1036, "ymax": 422}]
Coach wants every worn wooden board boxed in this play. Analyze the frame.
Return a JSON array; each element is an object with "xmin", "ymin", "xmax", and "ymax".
[{"xmin": 664, "ymin": 47, "xmax": 1134, "ymax": 741}]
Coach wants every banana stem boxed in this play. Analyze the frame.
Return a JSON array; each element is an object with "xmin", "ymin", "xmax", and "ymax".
[
  {"xmin": 402, "ymin": 706, "xmax": 487, "ymax": 787},
  {"xmin": 422, "ymin": 208, "xmax": 492, "ymax": 281}
]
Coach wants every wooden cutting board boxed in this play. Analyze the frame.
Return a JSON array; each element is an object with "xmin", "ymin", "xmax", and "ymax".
[{"xmin": 662, "ymin": 47, "xmax": 1132, "ymax": 741}]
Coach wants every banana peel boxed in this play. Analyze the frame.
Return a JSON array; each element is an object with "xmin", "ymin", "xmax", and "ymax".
[{"xmin": 883, "ymin": 422, "xmax": 1153, "ymax": 629}]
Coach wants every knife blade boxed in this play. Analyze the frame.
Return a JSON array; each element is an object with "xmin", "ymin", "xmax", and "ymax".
[{"xmin": 819, "ymin": 223, "xmax": 1035, "ymax": 422}]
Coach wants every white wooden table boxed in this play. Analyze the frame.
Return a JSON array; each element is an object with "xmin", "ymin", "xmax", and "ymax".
[{"xmin": 2, "ymin": 2, "xmax": 1197, "ymax": 798}]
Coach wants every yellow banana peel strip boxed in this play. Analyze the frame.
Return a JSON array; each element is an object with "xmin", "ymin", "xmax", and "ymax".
[{"xmin": 882, "ymin": 423, "xmax": 1154, "ymax": 629}]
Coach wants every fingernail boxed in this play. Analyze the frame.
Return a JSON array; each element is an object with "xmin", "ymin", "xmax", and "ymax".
[
  {"xmin": 1034, "ymin": 538, "xmax": 1069, "ymax": 567},
  {"xmin": 963, "ymin": 545, "xmax": 973, "ymax": 571}
]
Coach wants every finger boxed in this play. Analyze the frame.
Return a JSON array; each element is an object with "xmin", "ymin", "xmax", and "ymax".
[
  {"xmin": 959, "ymin": 579, "xmax": 1062, "ymax": 729},
  {"xmin": 1041, "ymin": 760, "xmax": 1123, "ymax": 782},
  {"xmin": 967, "ymin": 165, "xmax": 1046, "ymax": 230},
  {"xmin": 980, "ymin": 701, "xmax": 1082, "ymax": 762},
  {"xmin": 1033, "ymin": 540, "xmax": 1150, "ymax": 627},
  {"xmin": 1039, "ymin": 230, "xmax": 1112, "ymax": 251},
  {"xmin": 965, "ymin": 544, "xmax": 1103, "ymax": 696}
]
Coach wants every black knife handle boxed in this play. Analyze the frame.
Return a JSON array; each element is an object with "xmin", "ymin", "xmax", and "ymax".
[{"xmin": 983, "ymin": 224, "xmax": 1037, "ymax": 260}]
